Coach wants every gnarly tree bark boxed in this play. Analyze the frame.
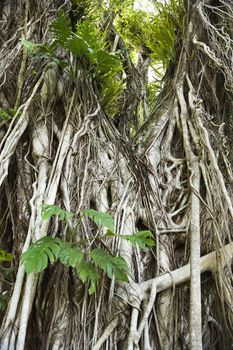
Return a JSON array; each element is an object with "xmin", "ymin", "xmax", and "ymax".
[{"xmin": 0, "ymin": 0, "xmax": 233, "ymax": 349}]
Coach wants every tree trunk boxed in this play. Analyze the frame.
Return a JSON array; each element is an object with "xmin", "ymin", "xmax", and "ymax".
[{"xmin": 0, "ymin": 0, "xmax": 233, "ymax": 349}]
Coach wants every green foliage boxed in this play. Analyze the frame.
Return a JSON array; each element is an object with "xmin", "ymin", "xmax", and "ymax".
[
  {"xmin": 77, "ymin": 261, "xmax": 100, "ymax": 294},
  {"xmin": 149, "ymin": 0, "xmax": 184, "ymax": 67},
  {"xmin": 23, "ymin": 10, "xmax": 123, "ymax": 115},
  {"xmin": 90, "ymin": 248, "xmax": 128, "ymax": 281},
  {"xmin": 84, "ymin": 209, "xmax": 115, "ymax": 232},
  {"xmin": 70, "ymin": 19, "xmax": 122, "ymax": 112},
  {"xmin": 58, "ymin": 242, "xmax": 83, "ymax": 267},
  {"xmin": 107, "ymin": 230, "xmax": 155, "ymax": 250},
  {"xmin": 21, "ymin": 237, "xmax": 62, "ymax": 273},
  {"xmin": 115, "ymin": 0, "xmax": 184, "ymax": 68},
  {"xmin": 122, "ymin": 230, "xmax": 155, "ymax": 249},
  {"xmin": 42, "ymin": 204, "xmax": 74, "ymax": 221},
  {"xmin": 50, "ymin": 10, "xmax": 72, "ymax": 46},
  {"xmin": 21, "ymin": 205, "xmax": 155, "ymax": 294},
  {"xmin": 21, "ymin": 39, "xmax": 68, "ymax": 69},
  {"xmin": 0, "ymin": 250, "xmax": 13, "ymax": 285},
  {"xmin": 21, "ymin": 39, "xmax": 41, "ymax": 55},
  {"xmin": 146, "ymin": 78, "xmax": 163, "ymax": 104},
  {"xmin": 115, "ymin": 9, "xmax": 146, "ymax": 49},
  {"xmin": 72, "ymin": 0, "xmax": 104, "ymax": 23},
  {"xmin": 0, "ymin": 250, "xmax": 13, "ymax": 262},
  {"xmin": 0, "ymin": 108, "xmax": 16, "ymax": 122}
]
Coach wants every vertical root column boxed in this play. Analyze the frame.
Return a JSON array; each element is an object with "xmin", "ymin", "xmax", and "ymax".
[
  {"xmin": 189, "ymin": 162, "xmax": 202, "ymax": 349},
  {"xmin": 177, "ymin": 78, "xmax": 202, "ymax": 350}
]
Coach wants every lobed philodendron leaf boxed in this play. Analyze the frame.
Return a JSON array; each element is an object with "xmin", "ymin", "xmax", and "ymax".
[
  {"xmin": 122, "ymin": 231, "xmax": 155, "ymax": 250},
  {"xmin": 58, "ymin": 242, "xmax": 83, "ymax": 267},
  {"xmin": 77, "ymin": 261, "xmax": 100, "ymax": 295},
  {"xmin": 21, "ymin": 237, "xmax": 62, "ymax": 273},
  {"xmin": 90, "ymin": 248, "xmax": 129, "ymax": 282},
  {"xmin": 84, "ymin": 209, "xmax": 114, "ymax": 232},
  {"xmin": 42, "ymin": 204, "xmax": 74, "ymax": 221}
]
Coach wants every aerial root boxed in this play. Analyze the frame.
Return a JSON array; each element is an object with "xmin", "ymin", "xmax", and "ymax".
[
  {"xmin": 92, "ymin": 317, "xmax": 119, "ymax": 350},
  {"xmin": 92, "ymin": 242, "xmax": 233, "ymax": 349},
  {"xmin": 0, "ymin": 72, "xmax": 45, "ymax": 186}
]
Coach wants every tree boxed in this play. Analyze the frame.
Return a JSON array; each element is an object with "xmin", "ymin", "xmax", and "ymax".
[{"xmin": 0, "ymin": 0, "xmax": 232, "ymax": 349}]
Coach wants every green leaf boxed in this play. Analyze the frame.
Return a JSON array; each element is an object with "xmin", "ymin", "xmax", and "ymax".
[
  {"xmin": 77, "ymin": 261, "xmax": 100, "ymax": 294},
  {"xmin": 21, "ymin": 39, "xmax": 41, "ymax": 54},
  {"xmin": 50, "ymin": 10, "xmax": 72, "ymax": 46},
  {"xmin": 0, "ymin": 250, "xmax": 13, "ymax": 262},
  {"xmin": 90, "ymin": 248, "xmax": 128, "ymax": 282},
  {"xmin": 0, "ymin": 108, "xmax": 13, "ymax": 122},
  {"xmin": 84, "ymin": 209, "xmax": 114, "ymax": 232},
  {"xmin": 95, "ymin": 50, "xmax": 122, "ymax": 75},
  {"xmin": 76, "ymin": 20, "xmax": 102, "ymax": 54},
  {"xmin": 21, "ymin": 237, "xmax": 62, "ymax": 274},
  {"xmin": 122, "ymin": 231, "xmax": 155, "ymax": 250},
  {"xmin": 65, "ymin": 34, "xmax": 92, "ymax": 57},
  {"xmin": 106, "ymin": 230, "xmax": 115, "ymax": 237},
  {"xmin": 22, "ymin": 40, "xmax": 58, "ymax": 60},
  {"xmin": 42, "ymin": 204, "xmax": 74, "ymax": 221},
  {"xmin": 59, "ymin": 242, "xmax": 83, "ymax": 267}
]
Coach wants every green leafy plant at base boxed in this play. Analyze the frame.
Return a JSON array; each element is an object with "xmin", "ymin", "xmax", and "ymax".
[
  {"xmin": 59, "ymin": 242, "xmax": 83, "ymax": 267},
  {"xmin": 84, "ymin": 209, "xmax": 114, "ymax": 232},
  {"xmin": 90, "ymin": 248, "xmax": 128, "ymax": 281},
  {"xmin": 77, "ymin": 261, "xmax": 100, "ymax": 295},
  {"xmin": 21, "ymin": 205, "xmax": 155, "ymax": 294},
  {"xmin": 42, "ymin": 204, "xmax": 74, "ymax": 221},
  {"xmin": 21, "ymin": 237, "xmax": 61, "ymax": 274},
  {"xmin": 119, "ymin": 231, "xmax": 155, "ymax": 250}
]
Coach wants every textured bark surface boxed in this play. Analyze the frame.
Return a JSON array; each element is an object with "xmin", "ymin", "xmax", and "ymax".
[{"xmin": 0, "ymin": 0, "xmax": 233, "ymax": 349}]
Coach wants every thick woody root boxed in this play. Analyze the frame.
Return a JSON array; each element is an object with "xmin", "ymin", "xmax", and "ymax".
[
  {"xmin": 93, "ymin": 243, "xmax": 233, "ymax": 350},
  {"xmin": 0, "ymin": 71, "xmax": 75, "ymax": 349}
]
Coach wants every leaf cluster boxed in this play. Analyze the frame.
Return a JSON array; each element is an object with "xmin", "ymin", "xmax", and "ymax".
[
  {"xmin": 0, "ymin": 108, "xmax": 16, "ymax": 122},
  {"xmin": 21, "ymin": 206, "xmax": 155, "ymax": 294},
  {"xmin": 21, "ymin": 236, "xmax": 128, "ymax": 294},
  {"xmin": 42, "ymin": 204, "xmax": 74, "ymax": 221},
  {"xmin": 115, "ymin": 0, "xmax": 184, "ymax": 68},
  {"xmin": 22, "ymin": 10, "xmax": 123, "ymax": 115}
]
